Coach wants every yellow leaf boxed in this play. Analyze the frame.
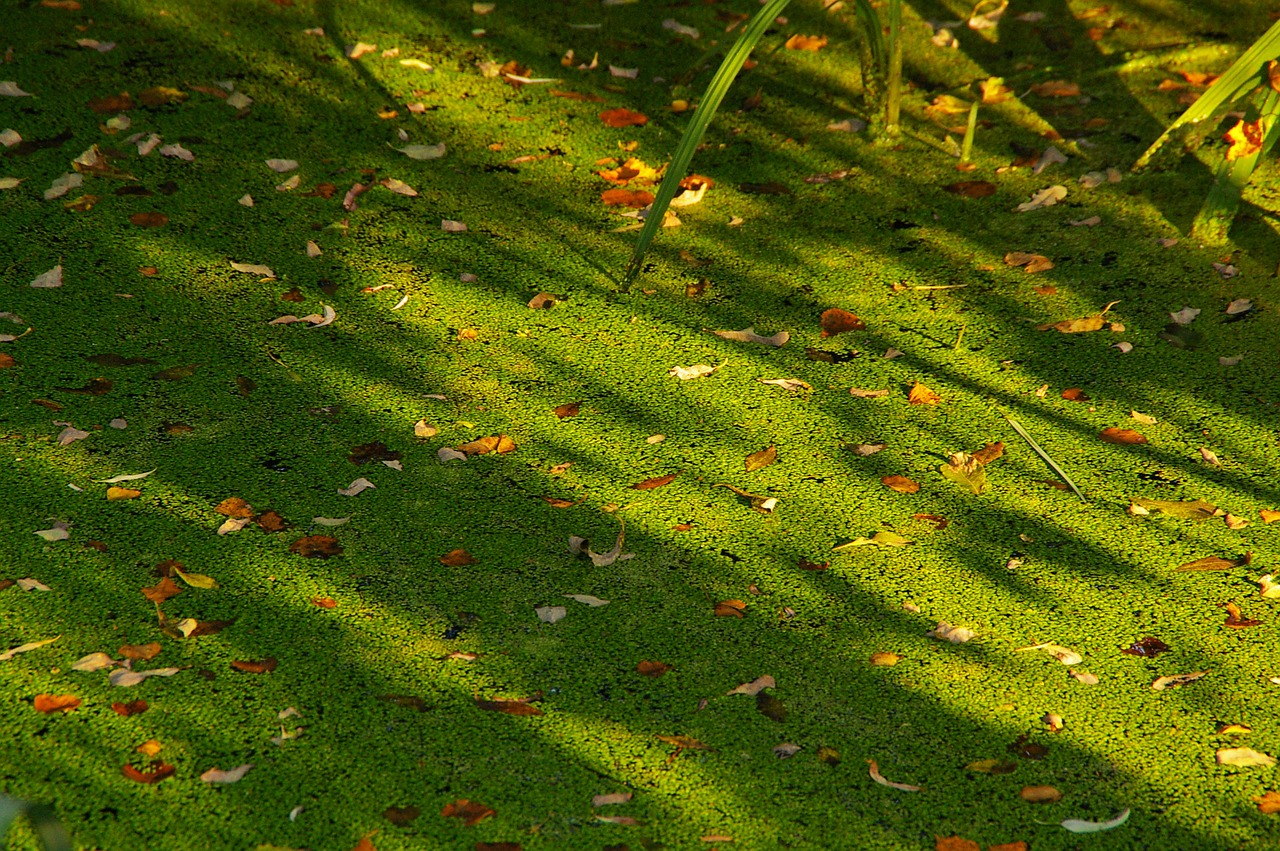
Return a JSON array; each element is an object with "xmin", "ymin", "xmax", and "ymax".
[
  {"xmin": 1224, "ymin": 118, "xmax": 1267, "ymax": 161},
  {"xmin": 744, "ymin": 445, "xmax": 777, "ymax": 472},
  {"xmin": 784, "ymin": 34, "xmax": 827, "ymax": 51},
  {"xmin": 107, "ymin": 486, "xmax": 141, "ymax": 500},
  {"xmin": 172, "ymin": 565, "xmax": 218, "ymax": 589},
  {"xmin": 908, "ymin": 382, "xmax": 940, "ymax": 405}
]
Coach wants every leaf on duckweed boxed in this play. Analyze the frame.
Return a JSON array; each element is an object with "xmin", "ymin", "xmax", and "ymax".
[
  {"xmin": 757, "ymin": 692, "xmax": 788, "ymax": 722},
  {"xmin": 1021, "ymin": 785, "xmax": 1063, "ymax": 803},
  {"xmin": 882, "ymin": 475, "xmax": 920, "ymax": 494},
  {"xmin": 1152, "ymin": 670, "xmax": 1208, "ymax": 691},
  {"xmin": 760, "ymin": 377, "xmax": 812, "ymax": 392},
  {"xmin": 553, "ymin": 401, "xmax": 580, "ymax": 419},
  {"xmin": 927, "ymin": 622, "xmax": 976, "ymax": 643},
  {"xmin": 141, "ymin": 577, "xmax": 182, "ymax": 603},
  {"xmin": 34, "ymin": 523, "xmax": 71, "ymax": 542},
  {"xmin": 820, "ymin": 308, "xmax": 865, "ymax": 338},
  {"xmin": 668, "ymin": 362, "xmax": 722, "ymax": 380},
  {"xmin": 1016, "ymin": 185, "xmax": 1067, "ymax": 212},
  {"xmin": 568, "ymin": 523, "xmax": 634, "ymax": 567},
  {"xmin": 338, "ymin": 477, "xmax": 376, "ymax": 496},
  {"xmin": 455, "ymin": 435, "xmax": 515, "ymax": 456},
  {"xmin": 636, "ymin": 660, "xmax": 672, "ymax": 677},
  {"xmin": 535, "ymin": 606, "xmax": 567, "ymax": 624},
  {"xmin": 231, "ymin": 658, "xmax": 277, "ymax": 674},
  {"xmin": 109, "ymin": 666, "xmax": 182, "ymax": 687},
  {"xmin": 592, "ymin": 792, "xmax": 632, "ymax": 807},
  {"xmin": 797, "ymin": 558, "xmax": 829, "ymax": 571},
  {"xmin": 1132, "ymin": 498, "xmax": 1217, "ymax": 520},
  {"xmin": 1018, "ymin": 643, "xmax": 1082, "ymax": 665},
  {"xmin": 833, "ymin": 531, "xmax": 912, "ymax": 550},
  {"xmin": 940, "ymin": 452, "xmax": 986, "ymax": 494},
  {"xmin": 395, "ymin": 143, "xmax": 447, "ymax": 160},
  {"xmin": 441, "ymin": 798, "xmax": 496, "ymax": 826},
  {"xmin": 1004, "ymin": 252, "xmax": 1054, "ymax": 273},
  {"xmin": 201, "ymin": 764, "xmax": 253, "ymax": 783},
  {"xmin": 868, "ymin": 760, "xmax": 922, "ymax": 792},
  {"xmin": 1038, "ymin": 301, "xmax": 1120, "ymax": 333},
  {"xmin": 122, "ymin": 762, "xmax": 175, "ymax": 784},
  {"xmin": 1100, "ymin": 427, "xmax": 1147, "ymax": 445},
  {"xmin": 1253, "ymin": 791, "xmax": 1280, "ymax": 814},
  {"xmin": 33, "ymin": 693, "xmax": 81, "ymax": 713},
  {"xmin": 72, "ymin": 652, "xmax": 118, "ymax": 671},
  {"xmin": 475, "ymin": 695, "xmax": 543, "ymax": 717},
  {"xmin": 1224, "ymin": 601, "xmax": 1262, "ymax": 628},
  {"xmin": 1177, "ymin": 554, "xmax": 1249, "ymax": 571},
  {"xmin": 1218, "ymin": 748, "xmax": 1276, "ymax": 767},
  {"xmin": 151, "ymin": 363, "xmax": 201, "ymax": 381},
  {"xmin": 708, "ymin": 327, "xmax": 789, "ymax": 347},
  {"xmin": 440, "ymin": 549, "xmax": 478, "ymax": 566},
  {"xmin": 909, "ymin": 382, "xmax": 941, "ymax": 405},
  {"xmin": 727, "ymin": 675, "xmax": 776, "ymax": 696},
  {"xmin": 120, "ymin": 643, "xmax": 161, "ymax": 660},
  {"xmin": 564, "ymin": 594, "xmax": 609, "ymax": 607},
  {"xmin": 631, "ymin": 472, "xmax": 678, "ymax": 490},
  {"xmin": 1121, "ymin": 636, "xmax": 1169, "ymax": 657},
  {"xmin": 745, "ymin": 446, "xmax": 777, "ymax": 472},
  {"xmin": 172, "ymin": 565, "xmax": 217, "ymax": 589},
  {"xmin": 714, "ymin": 599, "xmax": 747, "ymax": 618},
  {"xmin": 289, "ymin": 535, "xmax": 343, "ymax": 558}
]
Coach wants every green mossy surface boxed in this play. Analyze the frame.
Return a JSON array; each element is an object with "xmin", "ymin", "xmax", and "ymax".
[{"xmin": 1, "ymin": 0, "xmax": 1279, "ymax": 849}]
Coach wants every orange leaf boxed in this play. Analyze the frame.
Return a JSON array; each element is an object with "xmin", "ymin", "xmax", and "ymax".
[
  {"xmin": 599, "ymin": 108, "xmax": 649, "ymax": 128},
  {"xmin": 714, "ymin": 599, "xmax": 747, "ymax": 618},
  {"xmin": 475, "ymin": 695, "xmax": 544, "ymax": 716},
  {"xmin": 33, "ymin": 694, "xmax": 81, "ymax": 713},
  {"xmin": 819, "ymin": 308, "xmax": 865, "ymax": 338},
  {"xmin": 129, "ymin": 212, "xmax": 169, "ymax": 228},
  {"xmin": 553, "ymin": 401, "xmax": 581, "ymax": 419},
  {"xmin": 631, "ymin": 472, "xmax": 677, "ymax": 490},
  {"xmin": 1060, "ymin": 387, "xmax": 1090, "ymax": 401},
  {"xmin": 119, "ymin": 642, "xmax": 161, "ymax": 660},
  {"xmin": 785, "ymin": 34, "xmax": 828, "ymax": 51},
  {"xmin": 351, "ymin": 832, "xmax": 378, "ymax": 851},
  {"xmin": 881, "ymin": 475, "xmax": 920, "ymax": 494},
  {"xmin": 456, "ymin": 434, "xmax": 516, "ymax": 455},
  {"xmin": 989, "ymin": 843, "xmax": 1030, "ymax": 851},
  {"xmin": 600, "ymin": 188, "xmax": 654, "ymax": 207},
  {"xmin": 596, "ymin": 157, "xmax": 662, "ymax": 186},
  {"xmin": 1100, "ymin": 427, "xmax": 1147, "ymax": 445},
  {"xmin": 141, "ymin": 576, "xmax": 182, "ymax": 603},
  {"xmin": 908, "ymin": 382, "xmax": 941, "ymax": 405},
  {"xmin": 972, "ymin": 442, "xmax": 1004, "ymax": 465},
  {"xmin": 111, "ymin": 699, "xmax": 148, "ymax": 716},
  {"xmin": 88, "ymin": 92, "xmax": 135, "ymax": 113},
  {"xmin": 1020, "ymin": 784, "xmax": 1063, "ymax": 802},
  {"xmin": 636, "ymin": 660, "xmax": 672, "ymax": 677},
  {"xmin": 1030, "ymin": 80, "xmax": 1080, "ymax": 97},
  {"xmin": 1255, "ymin": 790, "xmax": 1280, "ymax": 814},
  {"xmin": 290, "ymin": 535, "xmax": 344, "ymax": 558},
  {"xmin": 944, "ymin": 180, "xmax": 997, "ymax": 198},
  {"xmin": 256, "ymin": 510, "xmax": 289, "ymax": 532},
  {"xmin": 231, "ymin": 657, "xmax": 278, "ymax": 673},
  {"xmin": 107, "ymin": 486, "xmax": 142, "ymax": 501},
  {"xmin": 215, "ymin": 496, "xmax": 254, "ymax": 518},
  {"xmin": 440, "ymin": 548, "xmax": 479, "ymax": 566},
  {"xmin": 935, "ymin": 837, "xmax": 981, "ymax": 851},
  {"xmin": 551, "ymin": 89, "xmax": 604, "ymax": 102},
  {"xmin": 312, "ymin": 596, "xmax": 337, "ymax": 608},
  {"xmin": 441, "ymin": 799, "xmax": 496, "ymax": 827},
  {"xmin": 122, "ymin": 761, "xmax": 175, "ymax": 783},
  {"xmin": 1224, "ymin": 601, "xmax": 1262, "ymax": 628},
  {"xmin": 1262, "ymin": 509, "xmax": 1280, "ymax": 524},
  {"xmin": 1224, "ymin": 118, "xmax": 1266, "ymax": 161}
]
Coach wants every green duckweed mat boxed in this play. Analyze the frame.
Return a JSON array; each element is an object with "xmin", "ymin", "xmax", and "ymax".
[{"xmin": 2, "ymin": 1, "xmax": 1280, "ymax": 849}]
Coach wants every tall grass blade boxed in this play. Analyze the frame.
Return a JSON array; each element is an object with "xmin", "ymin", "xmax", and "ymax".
[
  {"xmin": 623, "ymin": 0, "xmax": 793, "ymax": 287},
  {"xmin": 1004, "ymin": 416, "xmax": 1087, "ymax": 502},
  {"xmin": 885, "ymin": 0, "xmax": 903, "ymax": 135},
  {"xmin": 851, "ymin": 0, "xmax": 886, "ymax": 80},
  {"xmin": 1134, "ymin": 18, "xmax": 1280, "ymax": 170},
  {"xmin": 960, "ymin": 101, "xmax": 979, "ymax": 162},
  {"xmin": 1192, "ymin": 87, "xmax": 1280, "ymax": 242}
]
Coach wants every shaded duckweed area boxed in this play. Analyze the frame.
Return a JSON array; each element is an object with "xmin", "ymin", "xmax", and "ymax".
[{"xmin": 2, "ymin": 0, "xmax": 1280, "ymax": 849}]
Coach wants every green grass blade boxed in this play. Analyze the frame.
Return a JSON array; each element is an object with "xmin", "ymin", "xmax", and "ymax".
[
  {"xmin": 623, "ymin": 0, "xmax": 793, "ymax": 286},
  {"xmin": 884, "ymin": 0, "xmax": 903, "ymax": 134},
  {"xmin": 850, "ymin": 0, "xmax": 886, "ymax": 76},
  {"xmin": 1134, "ymin": 18, "xmax": 1280, "ymax": 170},
  {"xmin": 1004, "ymin": 416, "xmax": 1087, "ymax": 502}
]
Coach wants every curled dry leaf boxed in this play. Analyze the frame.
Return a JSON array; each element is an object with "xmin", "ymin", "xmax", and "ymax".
[
  {"xmin": 112, "ymin": 699, "xmax": 148, "ymax": 716},
  {"xmin": 33, "ymin": 693, "xmax": 81, "ymax": 713},
  {"xmin": 592, "ymin": 792, "xmax": 632, "ymax": 808},
  {"xmin": 708, "ymin": 327, "xmax": 789, "ymax": 347},
  {"xmin": 726, "ymin": 675, "xmax": 775, "ymax": 696},
  {"xmin": 785, "ymin": 33, "xmax": 828, "ymax": 51},
  {"xmin": 200, "ymin": 764, "xmax": 253, "ymax": 783},
  {"xmin": 338, "ymin": 477, "xmax": 376, "ymax": 496},
  {"xmin": 868, "ymin": 759, "xmax": 922, "ymax": 792},
  {"xmin": 475, "ymin": 695, "xmax": 543, "ymax": 717},
  {"xmin": 1037, "ymin": 300, "xmax": 1119, "ymax": 333},
  {"xmin": 231, "ymin": 657, "xmax": 277, "ymax": 673},
  {"xmin": 714, "ymin": 599, "xmax": 747, "ymax": 618},
  {"xmin": 1005, "ymin": 252, "xmax": 1054, "ymax": 273},
  {"xmin": 564, "ymin": 594, "xmax": 609, "ymax": 607},
  {"xmin": 928, "ymin": 622, "xmax": 976, "ymax": 643},
  {"xmin": 1224, "ymin": 601, "xmax": 1262, "ymax": 628},
  {"xmin": 940, "ymin": 452, "xmax": 986, "ymax": 495},
  {"xmin": 1100, "ymin": 427, "xmax": 1147, "ymax": 445},
  {"xmin": 456, "ymin": 434, "xmax": 516, "ymax": 456},
  {"xmin": 122, "ymin": 762, "xmax": 175, "ymax": 783},
  {"xmin": 1152, "ymin": 670, "xmax": 1208, "ymax": 691},
  {"xmin": 72, "ymin": 652, "xmax": 118, "ymax": 672}
]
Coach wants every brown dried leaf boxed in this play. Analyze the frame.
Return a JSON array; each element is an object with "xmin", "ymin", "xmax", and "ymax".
[
  {"xmin": 553, "ymin": 401, "xmax": 580, "ymax": 418},
  {"xmin": 440, "ymin": 549, "xmax": 479, "ymax": 566},
  {"xmin": 785, "ymin": 33, "xmax": 828, "ymax": 51},
  {"xmin": 231, "ymin": 657, "xmax": 278, "ymax": 674},
  {"xmin": 819, "ymin": 308, "xmax": 865, "ymax": 338},
  {"xmin": 119, "ymin": 642, "xmax": 161, "ymax": 661},
  {"xmin": 441, "ymin": 799, "xmax": 496, "ymax": 827},
  {"xmin": 215, "ymin": 497, "xmax": 254, "ymax": 518},
  {"xmin": 943, "ymin": 180, "xmax": 997, "ymax": 198},
  {"xmin": 745, "ymin": 445, "xmax": 777, "ymax": 472},
  {"xmin": 122, "ymin": 761, "xmax": 175, "ymax": 783},
  {"xmin": 908, "ymin": 382, "xmax": 941, "ymax": 405},
  {"xmin": 636, "ymin": 660, "xmax": 672, "ymax": 677},
  {"xmin": 1030, "ymin": 80, "xmax": 1080, "ymax": 97},
  {"xmin": 1224, "ymin": 601, "xmax": 1262, "ymax": 628},
  {"xmin": 714, "ymin": 599, "xmax": 747, "ymax": 618},
  {"xmin": 289, "ymin": 535, "xmax": 343, "ymax": 558},
  {"xmin": 382, "ymin": 806, "xmax": 419, "ymax": 826},
  {"xmin": 881, "ymin": 475, "xmax": 921, "ymax": 494},
  {"xmin": 936, "ymin": 837, "xmax": 981, "ymax": 851},
  {"xmin": 1177, "ymin": 554, "xmax": 1248, "ymax": 572},
  {"xmin": 129, "ymin": 212, "xmax": 168, "ymax": 228},
  {"xmin": 1254, "ymin": 790, "xmax": 1280, "ymax": 814},
  {"xmin": 797, "ymin": 558, "xmax": 829, "ymax": 571},
  {"xmin": 631, "ymin": 472, "xmax": 678, "ymax": 490},
  {"xmin": 1020, "ymin": 785, "xmax": 1063, "ymax": 802},
  {"xmin": 475, "ymin": 695, "xmax": 544, "ymax": 716},
  {"xmin": 111, "ymin": 699, "xmax": 148, "ymax": 716},
  {"xmin": 256, "ymin": 510, "xmax": 289, "ymax": 532},
  {"xmin": 601, "ymin": 188, "xmax": 654, "ymax": 207},
  {"xmin": 456, "ymin": 434, "xmax": 516, "ymax": 455},
  {"xmin": 141, "ymin": 576, "xmax": 182, "ymax": 603},
  {"xmin": 1100, "ymin": 427, "xmax": 1147, "ymax": 445},
  {"xmin": 599, "ymin": 108, "xmax": 649, "ymax": 128},
  {"xmin": 33, "ymin": 693, "xmax": 81, "ymax": 713}
]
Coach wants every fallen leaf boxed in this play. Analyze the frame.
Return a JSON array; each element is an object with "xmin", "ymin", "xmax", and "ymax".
[
  {"xmin": 1217, "ymin": 748, "xmax": 1275, "ymax": 767},
  {"xmin": 141, "ymin": 577, "xmax": 182, "ymax": 603},
  {"xmin": 231, "ymin": 658, "xmax": 277, "ymax": 673},
  {"xmin": 936, "ymin": 837, "xmax": 981, "ymax": 851},
  {"xmin": 833, "ymin": 530, "xmax": 912, "ymax": 549},
  {"xmin": 1132, "ymin": 498, "xmax": 1217, "ymax": 520},
  {"xmin": 820, "ymin": 308, "xmax": 865, "ymax": 338},
  {"xmin": 338, "ymin": 477, "xmax": 376, "ymax": 496},
  {"xmin": 200, "ymin": 764, "xmax": 253, "ymax": 783},
  {"xmin": 1021, "ymin": 785, "xmax": 1063, "ymax": 803},
  {"xmin": 1100, "ymin": 428, "xmax": 1147, "ymax": 445},
  {"xmin": 785, "ymin": 34, "xmax": 828, "ymax": 51},
  {"xmin": 868, "ymin": 759, "xmax": 922, "ymax": 792},
  {"xmin": 33, "ymin": 694, "xmax": 81, "ymax": 713},
  {"xmin": 1224, "ymin": 601, "xmax": 1262, "ymax": 628},
  {"xmin": 850, "ymin": 387, "xmax": 890, "ymax": 398},
  {"xmin": 745, "ymin": 446, "xmax": 777, "ymax": 472},
  {"xmin": 882, "ymin": 475, "xmax": 920, "ymax": 494},
  {"xmin": 553, "ymin": 401, "xmax": 580, "ymax": 419},
  {"xmin": 726, "ymin": 675, "xmax": 776, "ymax": 696},
  {"xmin": 636, "ymin": 660, "xmax": 672, "ymax": 677},
  {"xmin": 535, "ymin": 606, "xmax": 567, "ymax": 624},
  {"xmin": 1224, "ymin": 118, "xmax": 1266, "ymax": 160},
  {"xmin": 631, "ymin": 472, "xmax": 678, "ymax": 490},
  {"xmin": 122, "ymin": 762, "xmax": 175, "ymax": 783},
  {"xmin": 382, "ymin": 806, "xmax": 420, "ymax": 826},
  {"xmin": 869, "ymin": 651, "xmax": 902, "ymax": 667},
  {"xmin": 564, "ymin": 594, "xmax": 609, "ymax": 607},
  {"xmin": 708, "ymin": 327, "xmax": 789, "ymax": 347},
  {"xmin": 1253, "ymin": 791, "xmax": 1280, "ymax": 814},
  {"xmin": 1121, "ymin": 636, "xmax": 1170, "ymax": 657},
  {"xmin": 940, "ymin": 452, "xmax": 986, "ymax": 495},
  {"xmin": 475, "ymin": 696, "xmax": 543, "ymax": 717},
  {"xmin": 71, "ymin": 652, "xmax": 118, "ymax": 672},
  {"xmin": 909, "ymin": 382, "xmax": 941, "ymax": 405},
  {"xmin": 797, "ymin": 558, "xmax": 829, "ymax": 571},
  {"xmin": 601, "ymin": 188, "xmax": 654, "ymax": 207},
  {"xmin": 455, "ymin": 435, "xmax": 516, "ymax": 456},
  {"xmin": 714, "ymin": 599, "xmax": 747, "ymax": 618},
  {"xmin": 1018, "ymin": 643, "xmax": 1082, "ymax": 665},
  {"xmin": 592, "ymin": 792, "xmax": 632, "ymax": 807},
  {"xmin": 1177, "ymin": 554, "xmax": 1249, "ymax": 572},
  {"xmin": 289, "ymin": 535, "xmax": 343, "ymax": 558},
  {"xmin": 111, "ymin": 699, "xmax": 148, "ymax": 716},
  {"xmin": 1005, "ymin": 252, "xmax": 1054, "ymax": 273},
  {"xmin": 944, "ymin": 180, "xmax": 998, "ymax": 198},
  {"xmin": 1152, "ymin": 671, "xmax": 1208, "ymax": 691},
  {"xmin": 668, "ymin": 363, "xmax": 722, "ymax": 380},
  {"xmin": 110, "ymin": 667, "xmax": 182, "ymax": 687},
  {"xmin": 927, "ymin": 622, "xmax": 976, "ymax": 643},
  {"xmin": 440, "ymin": 549, "xmax": 478, "ymax": 566},
  {"xmin": 599, "ymin": 108, "xmax": 648, "ymax": 128},
  {"xmin": 441, "ymin": 799, "xmax": 496, "ymax": 827},
  {"xmin": 129, "ymin": 212, "xmax": 168, "ymax": 228}
]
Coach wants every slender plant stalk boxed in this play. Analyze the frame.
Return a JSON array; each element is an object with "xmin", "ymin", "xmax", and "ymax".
[
  {"xmin": 623, "ymin": 0, "xmax": 793, "ymax": 287},
  {"xmin": 1192, "ymin": 87, "xmax": 1280, "ymax": 242},
  {"xmin": 0, "ymin": 796, "xmax": 73, "ymax": 851},
  {"xmin": 851, "ymin": 0, "xmax": 886, "ymax": 112},
  {"xmin": 884, "ymin": 0, "xmax": 903, "ymax": 135},
  {"xmin": 960, "ymin": 101, "xmax": 979, "ymax": 162},
  {"xmin": 1004, "ymin": 416, "xmax": 1087, "ymax": 502},
  {"xmin": 1134, "ymin": 18, "xmax": 1280, "ymax": 170}
]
